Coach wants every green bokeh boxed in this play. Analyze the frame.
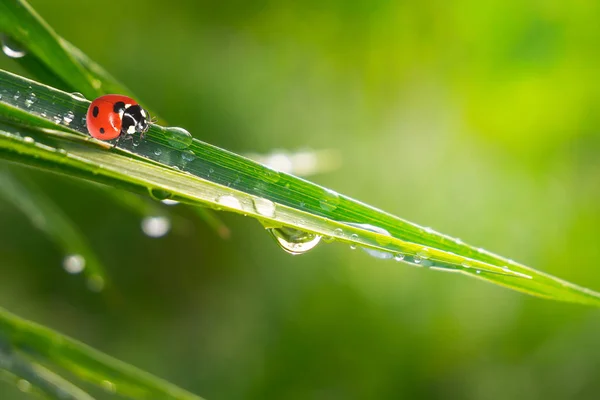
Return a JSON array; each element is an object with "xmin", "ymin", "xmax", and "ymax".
[{"xmin": 1, "ymin": 0, "xmax": 600, "ymax": 399}]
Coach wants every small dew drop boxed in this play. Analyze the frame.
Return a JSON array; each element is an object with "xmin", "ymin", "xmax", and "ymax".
[
  {"xmin": 252, "ymin": 197, "xmax": 276, "ymax": 217},
  {"xmin": 413, "ymin": 255, "xmax": 422, "ymax": 264},
  {"xmin": 349, "ymin": 233, "xmax": 359, "ymax": 249},
  {"xmin": 24, "ymin": 93, "xmax": 36, "ymax": 107},
  {"xmin": 164, "ymin": 126, "xmax": 192, "ymax": 149},
  {"xmin": 23, "ymin": 136, "xmax": 34, "ymax": 144},
  {"xmin": 319, "ymin": 189, "xmax": 340, "ymax": 212},
  {"xmin": 17, "ymin": 379, "xmax": 31, "ymax": 393},
  {"xmin": 13, "ymin": 91, "xmax": 20, "ymax": 101},
  {"xmin": 161, "ymin": 199, "xmax": 179, "ymax": 206},
  {"xmin": 40, "ymin": 111, "xmax": 47, "ymax": 118},
  {"xmin": 217, "ymin": 195, "xmax": 243, "ymax": 211},
  {"xmin": 154, "ymin": 148, "xmax": 162, "ymax": 156},
  {"xmin": 182, "ymin": 150, "xmax": 195, "ymax": 162},
  {"xmin": 476, "ymin": 270, "xmax": 481, "ymax": 274},
  {"xmin": 268, "ymin": 226, "xmax": 321, "ymax": 255},
  {"xmin": 394, "ymin": 253, "xmax": 405, "ymax": 261},
  {"xmin": 63, "ymin": 110, "xmax": 74, "ymax": 125},
  {"xmin": 70, "ymin": 92, "xmax": 87, "ymax": 101},
  {"xmin": 62, "ymin": 254, "xmax": 85, "ymax": 274},
  {"xmin": 141, "ymin": 216, "xmax": 171, "ymax": 238},
  {"xmin": 87, "ymin": 275, "xmax": 105, "ymax": 292},
  {"xmin": 53, "ymin": 114, "xmax": 62, "ymax": 124},
  {"xmin": 1, "ymin": 34, "xmax": 27, "ymax": 58},
  {"xmin": 333, "ymin": 228, "xmax": 343, "ymax": 238},
  {"xmin": 424, "ymin": 226, "xmax": 434, "ymax": 234}
]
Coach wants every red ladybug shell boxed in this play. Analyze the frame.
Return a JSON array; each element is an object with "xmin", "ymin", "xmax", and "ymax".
[{"xmin": 86, "ymin": 95, "xmax": 138, "ymax": 140}]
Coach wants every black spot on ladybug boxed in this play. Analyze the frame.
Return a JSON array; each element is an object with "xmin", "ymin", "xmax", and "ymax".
[
  {"xmin": 99, "ymin": 128, "xmax": 105, "ymax": 134},
  {"xmin": 113, "ymin": 101, "xmax": 126, "ymax": 114},
  {"xmin": 92, "ymin": 106, "xmax": 99, "ymax": 118}
]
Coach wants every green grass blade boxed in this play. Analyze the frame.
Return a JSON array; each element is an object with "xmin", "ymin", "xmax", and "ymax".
[
  {"xmin": 0, "ymin": 170, "xmax": 108, "ymax": 290},
  {"xmin": 0, "ymin": 0, "xmax": 99, "ymax": 98},
  {"xmin": 0, "ymin": 342, "xmax": 94, "ymax": 400},
  {"xmin": 0, "ymin": 307, "xmax": 203, "ymax": 399},
  {"xmin": 1, "ymin": 69, "xmax": 599, "ymax": 306}
]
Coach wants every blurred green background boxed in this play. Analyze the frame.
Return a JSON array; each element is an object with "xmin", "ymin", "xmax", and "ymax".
[{"xmin": 2, "ymin": 0, "xmax": 600, "ymax": 398}]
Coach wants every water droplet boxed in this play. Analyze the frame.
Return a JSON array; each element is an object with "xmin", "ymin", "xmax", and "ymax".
[
  {"xmin": 418, "ymin": 248, "xmax": 430, "ymax": 259},
  {"xmin": 413, "ymin": 255, "xmax": 422, "ymax": 264},
  {"xmin": 148, "ymin": 187, "xmax": 172, "ymax": 201},
  {"xmin": 23, "ymin": 136, "xmax": 34, "ymax": 144},
  {"xmin": 252, "ymin": 197, "xmax": 276, "ymax": 217},
  {"xmin": 17, "ymin": 379, "xmax": 31, "ymax": 392},
  {"xmin": 24, "ymin": 93, "xmax": 35, "ymax": 107},
  {"xmin": 63, "ymin": 111, "xmax": 74, "ymax": 125},
  {"xmin": 40, "ymin": 111, "xmax": 47, "ymax": 118},
  {"xmin": 461, "ymin": 261, "xmax": 471, "ymax": 269},
  {"xmin": 268, "ymin": 227, "xmax": 321, "ymax": 255},
  {"xmin": 346, "ymin": 223, "xmax": 393, "ymax": 259},
  {"xmin": 320, "ymin": 189, "xmax": 340, "ymax": 212},
  {"xmin": 141, "ymin": 216, "xmax": 171, "ymax": 238},
  {"xmin": 1, "ymin": 34, "xmax": 26, "ymax": 58},
  {"xmin": 62, "ymin": 254, "xmax": 85, "ymax": 274},
  {"xmin": 102, "ymin": 380, "xmax": 116, "ymax": 394},
  {"xmin": 424, "ymin": 226, "xmax": 434, "ymax": 234},
  {"xmin": 476, "ymin": 270, "xmax": 481, "ymax": 274},
  {"xmin": 165, "ymin": 126, "xmax": 192, "ymax": 149},
  {"xmin": 261, "ymin": 167, "xmax": 281, "ymax": 184},
  {"xmin": 216, "ymin": 195, "xmax": 243, "ymax": 211},
  {"xmin": 53, "ymin": 114, "xmax": 62, "ymax": 124},
  {"xmin": 70, "ymin": 92, "xmax": 87, "ymax": 101},
  {"xmin": 161, "ymin": 199, "xmax": 179, "ymax": 206},
  {"xmin": 87, "ymin": 275, "xmax": 105, "ymax": 292},
  {"xmin": 182, "ymin": 150, "xmax": 195, "ymax": 162},
  {"xmin": 349, "ymin": 233, "xmax": 359, "ymax": 249},
  {"xmin": 394, "ymin": 253, "xmax": 405, "ymax": 261},
  {"xmin": 13, "ymin": 91, "xmax": 20, "ymax": 101},
  {"xmin": 333, "ymin": 228, "xmax": 343, "ymax": 237},
  {"xmin": 154, "ymin": 148, "xmax": 162, "ymax": 156}
]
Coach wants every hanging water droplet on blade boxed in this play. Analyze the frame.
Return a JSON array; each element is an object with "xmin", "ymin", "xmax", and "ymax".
[
  {"xmin": 148, "ymin": 187, "xmax": 172, "ymax": 201},
  {"xmin": 1, "ymin": 34, "xmax": 26, "ymax": 58},
  {"xmin": 267, "ymin": 226, "xmax": 321, "ymax": 255},
  {"xmin": 62, "ymin": 254, "xmax": 85, "ymax": 274}
]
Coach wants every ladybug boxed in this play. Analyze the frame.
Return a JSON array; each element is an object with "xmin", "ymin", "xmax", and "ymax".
[{"xmin": 86, "ymin": 94, "xmax": 150, "ymax": 141}]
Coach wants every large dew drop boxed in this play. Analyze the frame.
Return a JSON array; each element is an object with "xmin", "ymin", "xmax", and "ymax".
[
  {"xmin": 164, "ymin": 126, "xmax": 193, "ymax": 149},
  {"xmin": 1, "ymin": 34, "xmax": 26, "ymax": 58},
  {"xmin": 267, "ymin": 226, "xmax": 321, "ymax": 255}
]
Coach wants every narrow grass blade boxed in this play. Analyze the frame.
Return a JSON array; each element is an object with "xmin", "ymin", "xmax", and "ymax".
[
  {"xmin": 0, "ymin": 169, "xmax": 108, "ymax": 290},
  {"xmin": 1, "ymin": 70, "xmax": 600, "ymax": 306},
  {"xmin": 0, "ymin": 307, "xmax": 203, "ymax": 399},
  {"xmin": 0, "ymin": 342, "xmax": 94, "ymax": 400},
  {"xmin": 0, "ymin": 0, "xmax": 99, "ymax": 98}
]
